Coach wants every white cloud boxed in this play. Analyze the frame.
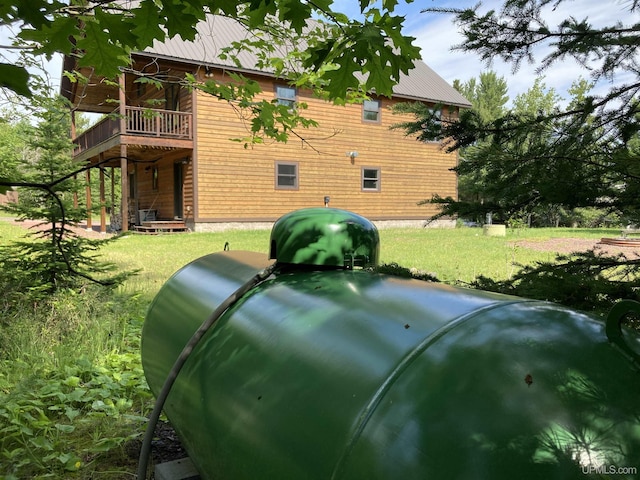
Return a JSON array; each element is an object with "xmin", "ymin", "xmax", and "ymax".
[{"xmin": 402, "ymin": 0, "xmax": 639, "ymax": 105}]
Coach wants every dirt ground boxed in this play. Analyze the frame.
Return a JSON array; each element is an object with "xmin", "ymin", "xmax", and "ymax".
[
  {"xmin": 513, "ymin": 237, "xmax": 640, "ymax": 258},
  {"xmin": 3, "ymin": 218, "xmax": 115, "ymax": 239}
]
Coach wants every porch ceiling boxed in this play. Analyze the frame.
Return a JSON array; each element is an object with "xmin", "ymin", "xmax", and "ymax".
[
  {"xmin": 80, "ymin": 144, "xmax": 192, "ymax": 167},
  {"xmin": 62, "ymin": 65, "xmax": 121, "ymax": 114}
]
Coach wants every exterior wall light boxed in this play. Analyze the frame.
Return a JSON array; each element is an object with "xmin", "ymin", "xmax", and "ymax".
[{"xmin": 346, "ymin": 151, "xmax": 358, "ymax": 164}]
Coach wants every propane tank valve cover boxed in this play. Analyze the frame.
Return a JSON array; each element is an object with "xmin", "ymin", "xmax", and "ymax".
[{"xmin": 269, "ymin": 208, "xmax": 380, "ymax": 268}]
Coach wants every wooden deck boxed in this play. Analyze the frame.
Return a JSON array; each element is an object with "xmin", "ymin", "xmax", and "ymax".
[
  {"xmin": 73, "ymin": 107, "xmax": 193, "ymax": 158},
  {"xmin": 621, "ymin": 229, "xmax": 640, "ymax": 238},
  {"xmin": 599, "ymin": 237, "xmax": 640, "ymax": 247},
  {"xmin": 133, "ymin": 221, "xmax": 189, "ymax": 234}
]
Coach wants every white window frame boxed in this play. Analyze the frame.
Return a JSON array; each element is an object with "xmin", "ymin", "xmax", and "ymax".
[
  {"xmin": 275, "ymin": 85, "xmax": 297, "ymax": 108},
  {"xmin": 361, "ymin": 167, "xmax": 381, "ymax": 192},
  {"xmin": 275, "ymin": 161, "xmax": 298, "ymax": 190},
  {"xmin": 362, "ymin": 99, "xmax": 381, "ymax": 123}
]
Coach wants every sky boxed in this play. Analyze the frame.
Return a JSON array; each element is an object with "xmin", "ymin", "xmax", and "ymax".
[{"xmin": 334, "ymin": 0, "xmax": 639, "ymax": 105}]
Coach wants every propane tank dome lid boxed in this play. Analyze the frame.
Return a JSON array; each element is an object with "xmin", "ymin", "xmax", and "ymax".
[{"xmin": 269, "ymin": 208, "xmax": 380, "ymax": 268}]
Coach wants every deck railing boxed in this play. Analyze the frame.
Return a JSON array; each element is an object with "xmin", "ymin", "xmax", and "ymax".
[
  {"xmin": 73, "ymin": 115, "xmax": 120, "ymax": 155},
  {"xmin": 125, "ymin": 106, "xmax": 192, "ymax": 138},
  {"xmin": 73, "ymin": 107, "xmax": 192, "ymax": 155}
]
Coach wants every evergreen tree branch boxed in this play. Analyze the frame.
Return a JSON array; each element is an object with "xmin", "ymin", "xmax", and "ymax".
[{"xmin": 0, "ymin": 155, "xmax": 135, "ymax": 290}]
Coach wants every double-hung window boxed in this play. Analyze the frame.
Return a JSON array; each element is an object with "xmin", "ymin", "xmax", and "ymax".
[
  {"xmin": 362, "ymin": 167, "xmax": 380, "ymax": 191},
  {"xmin": 275, "ymin": 85, "xmax": 296, "ymax": 108},
  {"xmin": 276, "ymin": 161, "xmax": 298, "ymax": 190},
  {"xmin": 362, "ymin": 100, "xmax": 381, "ymax": 122},
  {"xmin": 422, "ymin": 107, "xmax": 443, "ymax": 142}
]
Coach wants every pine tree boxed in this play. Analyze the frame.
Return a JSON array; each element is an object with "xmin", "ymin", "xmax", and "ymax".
[
  {"xmin": 397, "ymin": 1, "xmax": 640, "ymax": 312},
  {"xmin": 0, "ymin": 97, "xmax": 126, "ymax": 300},
  {"xmin": 453, "ymin": 71, "xmax": 509, "ymax": 209}
]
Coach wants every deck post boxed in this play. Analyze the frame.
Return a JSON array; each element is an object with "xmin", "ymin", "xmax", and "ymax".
[
  {"xmin": 85, "ymin": 168, "xmax": 92, "ymax": 230},
  {"xmin": 99, "ymin": 165, "xmax": 106, "ymax": 233},
  {"xmin": 119, "ymin": 73, "xmax": 129, "ymax": 232},
  {"xmin": 120, "ymin": 146, "xmax": 128, "ymax": 232},
  {"xmin": 111, "ymin": 166, "xmax": 115, "ymax": 228}
]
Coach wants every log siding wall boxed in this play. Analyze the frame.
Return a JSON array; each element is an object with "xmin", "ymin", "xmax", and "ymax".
[{"xmin": 193, "ymin": 72, "xmax": 458, "ymax": 223}]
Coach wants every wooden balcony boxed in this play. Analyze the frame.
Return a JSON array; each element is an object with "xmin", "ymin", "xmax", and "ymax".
[{"xmin": 73, "ymin": 107, "xmax": 193, "ymax": 158}]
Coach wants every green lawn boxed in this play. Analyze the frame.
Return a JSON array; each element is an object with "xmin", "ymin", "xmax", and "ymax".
[
  {"xmin": 2, "ymin": 219, "xmax": 615, "ymax": 295},
  {"xmin": 99, "ymin": 224, "xmax": 617, "ymax": 297}
]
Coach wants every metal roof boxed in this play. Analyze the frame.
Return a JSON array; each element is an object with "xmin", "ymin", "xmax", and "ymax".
[{"xmin": 144, "ymin": 15, "xmax": 471, "ymax": 108}]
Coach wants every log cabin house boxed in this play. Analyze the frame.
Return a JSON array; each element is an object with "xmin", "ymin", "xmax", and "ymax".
[{"xmin": 60, "ymin": 15, "xmax": 471, "ymax": 233}]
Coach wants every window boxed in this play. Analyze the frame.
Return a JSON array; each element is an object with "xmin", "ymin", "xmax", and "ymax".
[
  {"xmin": 362, "ymin": 167, "xmax": 380, "ymax": 191},
  {"xmin": 275, "ymin": 85, "xmax": 296, "ymax": 108},
  {"xmin": 422, "ymin": 107, "xmax": 442, "ymax": 142},
  {"xmin": 276, "ymin": 162, "xmax": 298, "ymax": 189},
  {"xmin": 362, "ymin": 100, "xmax": 381, "ymax": 122}
]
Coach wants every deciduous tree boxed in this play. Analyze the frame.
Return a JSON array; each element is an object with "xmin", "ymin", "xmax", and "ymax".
[
  {"xmin": 452, "ymin": 71, "xmax": 509, "ymax": 208},
  {"xmin": 1, "ymin": 0, "xmax": 419, "ymax": 102}
]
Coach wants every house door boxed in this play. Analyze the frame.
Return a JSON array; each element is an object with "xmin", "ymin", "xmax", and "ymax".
[{"xmin": 173, "ymin": 162, "xmax": 183, "ymax": 220}]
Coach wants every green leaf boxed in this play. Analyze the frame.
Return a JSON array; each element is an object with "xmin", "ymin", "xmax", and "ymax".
[
  {"xmin": 2, "ymin": 447, "xmax": 26, "ymax": 460},
  {"xmin": 323, "ymin": 55, "xmax": 360, "ymax": 100},
  {"xmin": 65, "ymin": 407, "xmax": 80, "ymax": 422},
  {"xmin": 63, "ymin": 376, "xmax": 81, "ymax": 387},
  {"xmin": 0, "ymin": 64, "xmax": 31, "ymax": 97},
  {"xmin": 160, "ymin": 2, "xmax": 203, "ymax": 40},
  {"xmin": 132, "ymin": 0, "xmax": 167, "ymax": 49},
  {"xmin": 8, "ymin": 0, "xmax": 60, "ymax": 30},
  {"xmin": 58, "ymin": 452, "xmax": 82, "ymax": 471},
  {"xmin": 382, "ymin": 0, "xmax": 399, "ymax": 11},
  {"xmin": 90, "ymin": 436, "xmax": 125, "ymax": 452},
  {"xmin": 364, "ymin": 56, "xmax": 395, "ymax": 96},
  {"xmin": 19, "ymin": 16, "xmax": 79, "ymax": 57},
  {"xmin": 29, "ymin": 435, "xmax": 54, "ymax": 450},
  {"xmin": 217, "ymin": 0, "xmax": 242, "ymax": 16},
  {"xmin": 308, "ymin": 0, "xmax": 333, "ymax": 13},
  {"xmin": 54, "ymin": 423, "xmax": 76, "ymax": 433},
  {"xmin": 302, "ymin": 38, "xmax": 337, "ymax": 70},
  {"xmin": 278, "ymin": 0, "xmax": 312, "ymax": 33},
  {"xmin": 75, "ymin": 22, "xmax": 132, "ymax": 79},
  {"xmin": 94, "ymin": 8, "xmax": 139, "ymax": 50},
  {"xmin": 91, "ymin": 399, "xmax": 107, "ymax": 410},
  {"xmin": 246, "ymin": 0, "xmax": 278, "ymax": 28},
  {"xmin": 66, "ymin": 388, "xmax": 86, "ymax": 402}
]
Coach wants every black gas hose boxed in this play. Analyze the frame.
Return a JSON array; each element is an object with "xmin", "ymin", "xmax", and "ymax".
[{"xmin": 136, "ymin": 262, "xmax": 279, "ymax": 479}]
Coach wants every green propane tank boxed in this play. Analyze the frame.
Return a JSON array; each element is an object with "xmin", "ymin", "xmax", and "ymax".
[{"xmin": 142, "ymin": 208, "xmax": 640, "ymax": 479}]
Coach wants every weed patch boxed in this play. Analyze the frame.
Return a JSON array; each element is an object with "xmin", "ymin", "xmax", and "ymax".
[{"xmin": 0, "ymin": 348, "xmax": 151, "ymax": 478}]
